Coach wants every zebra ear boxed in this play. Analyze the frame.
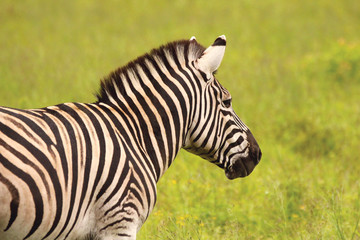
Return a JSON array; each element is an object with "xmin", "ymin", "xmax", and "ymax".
[{"xmin": 197, "ymin": 35, "xmax": 226, "ymax": 79}]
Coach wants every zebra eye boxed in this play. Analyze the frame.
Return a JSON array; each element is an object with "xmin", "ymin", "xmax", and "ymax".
[{"xmin": 222, "ymin": 99, "xmax": 232, "ymax": 108}]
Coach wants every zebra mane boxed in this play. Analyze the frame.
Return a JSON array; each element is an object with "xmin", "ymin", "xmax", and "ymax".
[{"xmin": 96, "ymin": 39, "xmax": 205, "ymax": 103}]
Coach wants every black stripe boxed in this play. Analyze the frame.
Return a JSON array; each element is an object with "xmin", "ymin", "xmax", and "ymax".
[
  {"xmin": 0, "ymin": 153, "xmax": 43, "ymax": 239},
  {"xmin": 102, "ymin": 100, "xmax": 158, "ymax": 180},
  {"xmin": 117, "ymin": 233, "xmax": 131, "ymax": 237},
  {"xmin": 184, "ymin": 50, "xmax": 202, "ymax": 133},
  {"xmin": 173, "ymin": 43, "xmax": 197, "ymax": 136},
  {"xmin": 112, "ymin": 72, "xmax": 162, "ymax": 179},
  {"xmin": 58, "ymin": 104, "xmax": 93, "ymax": 239},
  {"xmin": 95, "ymin": 103, "xmax": 154, "ymax": 210},
  {"xmin": 123, "ymin": 70, "xmax": 167, "ymax": 171},
  {"xmin": 127, "ymin": 163, "xmax": 146, "ymax": 208},
  {"xmin": 126, "ymin": 69, "xmax": 167, "ymax": 167},
  {"xmin": 0, "ymin": 109, "xmax": 53, "ymax": 199},
  {"xmin": 106, "ymin": 72, "xmax": 147, "ymax": 153},
  {"xmin": 0, "ymin": 172, "xmax": 19, "ymax": 231},
  {"xmin": 0, "ymin": 108, "xmax": 66, "ymax": 234},
  {"xmin": 102, "ymin": 155, "xmax": 131, "ymax": 210},
  {"xmin": 46, "ymin": 108, "xmax": 78, "ymax": 240},
  {"xmin": 137, "ymin": 60, "xmax": 175, "ymax": 163},
  {"xmin": 200, "ymin": 109, "xmax": 220, "ymax": 149},
  {"xmin": 206, "ymin": 116, "xmax": 228, "ymax": 156},
  {"xmin": 198, "ymin": 69, "xmax": 208, "ymax": 81},
  {"xmin": 0, "ymin": 137, "xmax": 50, "ymax": 200},
  {"xmin": 74, "ymin": 103, "xmax": 106, "ymax": 214},
  {"xmin": 192, "ymin": 91, "xmax": 216, "ymax": 143},
  {"xmin": 189, "ymin": 62, "xmax": 206, "ymax": 135},
  {"xmin": 138, "ymin": 60, "xmax": 177, "ymax": 126},
  {"xmin": 0, "ymin": 121, "xmax": 63, "ymax": 239},
  {"xmin": 158, "ymin": 47, "xmax": 192, "ymax": 157},
  {"xmin": 41, "ymin": 111, "xmax": 69, "ymax": 188},
  {"xmin": 88, "ymin": 105, "xmax": 122, "ymax": 202},
  {"xmin": 0, "ymin": 107, "xmax": 65, "ymax": 238},
  {"xmin": 221, "ymin": 138, "xmax": 246, "ymax": 168},
  {"xmin": 217, "ymin": 124, "xmax": 243, "ymax": 159},
  {"xmin": 100, "ymin": 217, "xmax": 133, "ymax": 232},
  {"xmin": 103, "ymin": 145, "xmax": 151, "ymax": 219}
]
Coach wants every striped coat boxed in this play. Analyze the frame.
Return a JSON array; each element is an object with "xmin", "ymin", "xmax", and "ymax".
[{"xmin": 0, "ymin": 35, "xmax": 261, "ymax": 240}]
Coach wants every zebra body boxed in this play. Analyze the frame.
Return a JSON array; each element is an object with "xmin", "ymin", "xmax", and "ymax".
[
  {"xmin": 0, "ymin": 36, "xmax": 261, "ymax": 239},
  {"xmin": 0, "ymin": 102, "xmax": 158, "ymax": 239}
]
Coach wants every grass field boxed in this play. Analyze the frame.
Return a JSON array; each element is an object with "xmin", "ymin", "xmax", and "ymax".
[{"xmin": 1, "ymin": 0, "xmax": 359, "ymax": 239}]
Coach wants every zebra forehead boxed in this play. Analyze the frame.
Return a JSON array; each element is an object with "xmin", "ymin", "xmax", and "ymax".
[{"xmin": 97, "ymin": 39, "xmax": 206, "ymax": 102}]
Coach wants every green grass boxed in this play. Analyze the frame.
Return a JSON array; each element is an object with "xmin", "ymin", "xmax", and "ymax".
[{"xmin": 1, "ymin": 0, "xmax": 359, "ymax": 239}]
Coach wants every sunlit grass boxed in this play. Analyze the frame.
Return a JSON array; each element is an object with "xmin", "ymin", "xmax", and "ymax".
[{"xmin": 0, "ymin": 0, "xmax": 359, "ymax": 239}]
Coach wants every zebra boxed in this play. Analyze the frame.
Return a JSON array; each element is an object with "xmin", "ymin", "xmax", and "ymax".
[{"xmin": 0, "ymin": 35, "xmax": 261, "ymax": 240}]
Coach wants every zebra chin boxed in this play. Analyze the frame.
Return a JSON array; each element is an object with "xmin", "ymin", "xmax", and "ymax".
[{"xmin": 225, "ymin": 156, "xmax": 256, "ymax": 179}]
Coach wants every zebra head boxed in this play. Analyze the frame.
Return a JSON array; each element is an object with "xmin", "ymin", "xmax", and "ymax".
[{"xmin": 184, "ymin": 35, "xmax": 262, "ymax": 179}]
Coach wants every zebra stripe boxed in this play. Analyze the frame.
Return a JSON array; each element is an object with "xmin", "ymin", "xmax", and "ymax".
[{"xmin": 0, "ymin": 35, "xmax": 261, "ymax": 239}]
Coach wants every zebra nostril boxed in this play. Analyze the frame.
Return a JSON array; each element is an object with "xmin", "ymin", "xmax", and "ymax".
[
  {"xmin": 258, "ymin": 149, "xmax": 262, "ymax": 162},
  {"xmin": 251, "ymin": 147, "xmax": 261, "ymax": 164}
]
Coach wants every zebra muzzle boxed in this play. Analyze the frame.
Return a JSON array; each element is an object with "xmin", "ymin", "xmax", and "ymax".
[
  {"xmin": 224, "ymin": 137, "xmax": 261, "ymax": 180},
  {"xmin": 225, "ymin": 157, "xmax": 254, "ymax": 179}
]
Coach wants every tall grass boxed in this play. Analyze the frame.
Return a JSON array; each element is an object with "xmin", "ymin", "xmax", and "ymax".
[{"xmin": 0, "ymin": 0, "xmax": 359, "ymax": 239}]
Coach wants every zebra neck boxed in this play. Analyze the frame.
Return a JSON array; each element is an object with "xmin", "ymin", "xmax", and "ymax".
[
  {"xmin": 95, "ymin": 75, "xmax": 191, "ymax": 180},
  {"xmin": 95, "ymin": 40, "xmax": 205, "ymax": 180},
  {"xmin": 97, "ymin": 95, "xmax": 190, "ymax": 181}
]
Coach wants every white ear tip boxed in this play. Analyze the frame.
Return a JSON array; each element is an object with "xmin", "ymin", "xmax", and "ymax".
[
  {"xmin": 190, "ymin": 36, "xmax": 196, "ymax": 41},
  {"xmin": 219, "ymin": 35, "xmax": 226, "ymax": 40}
]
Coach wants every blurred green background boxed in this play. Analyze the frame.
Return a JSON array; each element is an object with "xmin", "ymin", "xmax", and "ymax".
[{"xmin": 1, "ymin": 0, "xmax": 359, "ymax": 239}]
